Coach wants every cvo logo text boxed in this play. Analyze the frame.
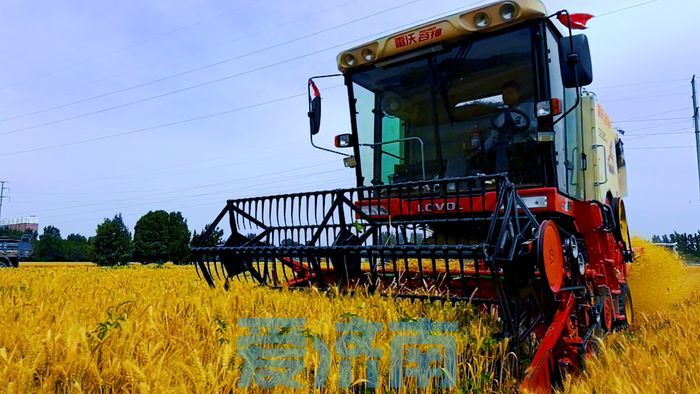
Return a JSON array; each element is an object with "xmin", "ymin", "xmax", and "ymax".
[{"xmin": 416, "ymin": 201, "xmax": 463, "ymax": 213}]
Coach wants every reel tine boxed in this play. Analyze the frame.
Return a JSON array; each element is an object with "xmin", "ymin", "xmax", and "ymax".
[
  {"xmin": 207, "ymin": 260, "xmax": 220, "ymax": 286},
  {"xmin": 213, "ymin": 258, "xmax": 222, "ymax": 281},
  {"xmin": 219, "ymin": 260, "xmax": 229, "ymax": 279},
  {"xmin": 197, "ymin": 258, "xmax": 216, "ymax": 288},
  {"xmin": 222, "ymin": 261, "xmax": 231, "ymax": 290},
  {"xmin": 195, "ymin": 257, "xmax": 203, "ymax": 280}
]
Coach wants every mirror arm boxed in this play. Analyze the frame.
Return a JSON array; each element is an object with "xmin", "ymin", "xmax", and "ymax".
[
  {"xmin": 549, "ymin": 9, "xmax": 582, "ymax": 126},
  {"xmin": 308, "ymin": 73, "xmax": 349, "ymax": 157},
  {"xmin": 311, "ymin": 133, "xmax": 351, "ymax": 157}
]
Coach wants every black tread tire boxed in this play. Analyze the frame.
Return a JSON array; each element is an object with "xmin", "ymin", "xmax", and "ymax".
[
  {"xmin": 617, "ymin": 284, "xmax": 634, "ymax": 329},
  {"xmin": 611, "ymin": 197, "xmax": 631, "ymax": 246}
]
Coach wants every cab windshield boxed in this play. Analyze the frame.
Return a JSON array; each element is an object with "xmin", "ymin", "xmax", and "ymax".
[{"xmin": 351, "ymin": 27, "xmax": 540, "ymax": 186}]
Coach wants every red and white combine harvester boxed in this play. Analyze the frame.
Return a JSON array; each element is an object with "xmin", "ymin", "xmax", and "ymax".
[{"xmin": 192, "ymin": 1, "xmax": 634, "ymax": 391}]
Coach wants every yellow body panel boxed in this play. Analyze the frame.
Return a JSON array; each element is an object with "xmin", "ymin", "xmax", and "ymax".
[
  {"xmin": 580, "ymin": 93, "xmax": 627, "ymax": 202},
  {"xmin": 337, "ymin": 0, "xmax": 547, "ymax": 71}
]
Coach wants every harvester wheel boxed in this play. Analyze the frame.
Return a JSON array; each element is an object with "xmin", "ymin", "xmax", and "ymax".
[
  {"xmin": 618, "ymin": 284, "xmax": 634, "ymax": 328},
  {"xmin": 537, "ymin": 220, "xmax": 565, "ymax": 293},
  {"xmin": 0, "ymin": 257, "xmax": 9, "ymax": 268},
  {"xmin": 602, "ymin": 295, "xmax": 614, "ymax": 332},
  {"xmin": 611, "ymin": 197, "xmax": 632, "ymax": 248}
]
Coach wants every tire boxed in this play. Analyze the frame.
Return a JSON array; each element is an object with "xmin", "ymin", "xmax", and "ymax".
[
  {"xmin": 0, "ymin": 257, "xmax": 9, "ymax": 268},
  {"xmin": 611, "ymin": 197, "xmax": 631, "ymax": 248},
  {"xmin": 601, "ymin": 294, "xmax": 614, "ymax": 332},
  {"xmin": 617, "ymin": 284, "xmax": 634, "ymax": 329}
]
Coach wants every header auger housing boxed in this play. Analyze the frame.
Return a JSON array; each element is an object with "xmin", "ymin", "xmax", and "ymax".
[{"xmin": 192, "ymin": 0, "xmax": 634, "ymax": 391}]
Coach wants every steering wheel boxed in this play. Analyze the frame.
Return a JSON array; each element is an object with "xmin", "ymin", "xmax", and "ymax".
[{"xmin": 490, "ymin": 108, "xmax": 531, "ymax": 135}]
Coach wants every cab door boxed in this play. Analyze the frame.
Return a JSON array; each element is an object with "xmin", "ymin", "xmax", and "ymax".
[
  {"xmin": 582, "ymin": 94, "xmax": 621, "ymax": 202},
  {"xmin": 546, "ymin": 26, "xmax": 585, "ymax": 200}
]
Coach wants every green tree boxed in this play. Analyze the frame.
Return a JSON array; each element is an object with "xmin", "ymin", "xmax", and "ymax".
[
  {"xmin": 133, "ymin": 210, "xmax": 191, "ymax": 264},
  {"xmin": 653, "ymin": 231, "xmax": 700, "ymax": 260},
  {"xmin": 133, "ymin": 210, "xmax": 170, "ymax": 264},
  {"xmin": 191, "ymin": 224, "xmax": 224, "ymax": 247},
  {"xmin": 64, "ymin": 233, "xmax": 90, "ymax": 262},
  {"xmin": 167, "ymin": 211, "xmax": 191, "ymax": 264},
  {"xmin": 92, "ymin": 214, "xmax": 133, "ymax": 266},
  {"xmin": 0, "ymin": 227, "xmax": 23, "ymax": 238},
  {"xmin": 33, "ymin": 226, "xmax": 65, "ymax": 261}
]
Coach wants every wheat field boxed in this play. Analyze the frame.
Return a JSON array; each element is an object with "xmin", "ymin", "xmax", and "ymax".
[
  {"xmin": 0, "ymin": 240, "xmax": 698, "ymax": 393},
  {"xmin": 563, "ymin": 241, "xmax": 700, "ymax": 393}
]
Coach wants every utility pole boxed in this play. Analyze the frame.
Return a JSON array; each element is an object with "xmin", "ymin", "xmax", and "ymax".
[
  {"xmin": 693, "ymin": 76, "xmax": 700, "ymax": 199},
  {"xmin": 0, "ymin": 181, "xmax": 7, "ymax": 221}
]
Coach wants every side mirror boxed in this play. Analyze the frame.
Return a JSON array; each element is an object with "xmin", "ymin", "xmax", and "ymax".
[
  {"xmin": 308, "ymin": 80, "xmax": 322, "ymax": 135},
  {"xmin": 334, "ymin": 133, "xmax": 353, "ymax": 148},
  {"xmin": 559, "ymin": 34, "xmax": 593, "ymax": 88}
]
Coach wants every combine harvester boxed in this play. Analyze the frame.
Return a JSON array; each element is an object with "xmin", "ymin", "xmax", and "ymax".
[{"xmin": 192, "ymin": 0, "xmax": 634, "ymax": 391}]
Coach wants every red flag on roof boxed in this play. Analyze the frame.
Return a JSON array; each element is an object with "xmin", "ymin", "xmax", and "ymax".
[{"xmin": 558, "ymin": 13, "xmax": 594, "ymax": 30}]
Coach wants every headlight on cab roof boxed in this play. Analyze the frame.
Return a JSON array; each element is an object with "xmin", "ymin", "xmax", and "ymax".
[
  {"xmin": 474, "ymin": 12, "xmax": 490, "ymax": 28},
  {"xmin": 361, "ymin": 48, "xmax": 375, "ymax": 62},
  {"xmin": 342, "ymin": 53, "xmax": 357, "ymax": 67},
  {"xmin": 499, "ymin": 2, "xmax": 517, "ymax": 21}
]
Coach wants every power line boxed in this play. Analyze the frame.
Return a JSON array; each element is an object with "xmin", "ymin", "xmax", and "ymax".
[
  {"xmin": 614, "ymin": 107, "xmax": 691, "ymax": 122},
  {"xmin": 624, "ymin": 128, "xmax": 695, "ymax": 139},
  {"xmin": 600, "ymin": 83, "xmax": 689, "ymax": 101},
  {"xmin": 34, "ymin": 159, "xmax": 341, "ymax": 213},
  {"xmin": 614, "ymin": 116, "xmax": 690, "ymax": 123},
  {"xmin": 0, "ymin": 0, "xmax": 423, "ymax": 126},
  {"xmin": 0, "ymin": 0, "xmax": 267, "ymax": 92},
  {"xmin": 39, "ymin": 168, "xmax": 351, "ymax": 221},
  {"xmin": 596, "ymin": 0, "xmax": 659, "ymax": 18},
  {"xmin": 593, "ymin": 78, "xmax": 687, "ymax": 90},
  {"xmin": 626, "ymin": 145, "xmax": 695, "ymax": 150},
  {"xmin": 8, "ymin": 141, "xmax": 308, "ymax": 196},
  {"xmin": 0, "ymin": 0, "xmax": 494, "ymax": 136},
  {"xmin": 43, "ymin": 176, "xmax": 352, "ymax": 227},
  {"xmin": 627, "ymin": 119, "xmax": 692, "ymax": 132},
  {"xmin": 0, "ymin": 0, "xmax": 356, "ymax": 114},
  {"xmin": 0, "ymin": 2, "xmax": 490, "ymax": 150},
  {"xmin": 597, "ymin": 84, "xmax": 688, "ymax": 102},
  {"xmin": 0, "ymin": 90, "xmax": 309, "ymax": 156},
  {"xmin": 604, "ymin": 92, "xmax": 689, "ymax": 103}
]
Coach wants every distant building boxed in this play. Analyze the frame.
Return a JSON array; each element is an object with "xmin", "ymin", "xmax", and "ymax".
[{"xmin": 0, "ymin": 216, "xmax": 39, "ymax": 233}]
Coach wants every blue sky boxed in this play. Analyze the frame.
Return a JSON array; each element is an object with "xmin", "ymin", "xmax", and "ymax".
[{"xmin": 0, "ymin": 0, "xmax": 698, "ymax": 238}]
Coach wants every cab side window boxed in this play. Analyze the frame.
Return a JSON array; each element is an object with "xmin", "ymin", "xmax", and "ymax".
[{"xmin": 616, "ymin": 139, "xmax": 626, "ymax": 170}]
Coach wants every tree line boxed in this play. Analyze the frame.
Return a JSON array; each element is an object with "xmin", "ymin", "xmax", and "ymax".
[
  {"xmin": 652, "ymin": 231, "xmax": 700, "ymax": 260},
  {"xmin": 4, "ymin": 210, "xmax": 224, "ymax": 266}
]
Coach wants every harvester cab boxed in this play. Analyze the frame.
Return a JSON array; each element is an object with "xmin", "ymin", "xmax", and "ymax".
[{"xmin": 192, "ymin": 1, "xmax": 634, "ymax": 391}]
